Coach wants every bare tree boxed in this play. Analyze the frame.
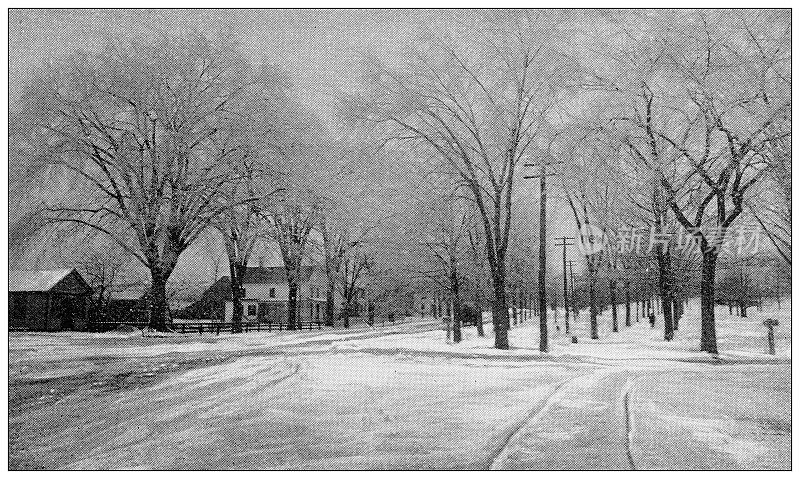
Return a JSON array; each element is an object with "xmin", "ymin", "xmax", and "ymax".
[
  {"xmin": 411, "ymin": 182, "xmax": 472, "ymax": 342},
  {"xmin": 266, "ymin": 189, "xmax": 322, "ymax": 330},
  {"xmin": 75, "ymin": 249, "xmax": 128, "ymax": 319},
  {"xmin": 749, "ymin": 130, "xmax": 791, "ymax": 265},
  {"xmin": 343, "ymin": 15, "xmax": 579, "ymax": 348},
  {"xmin": 213, "ymin": 160, "xmax": 280, "ymax": 332},
  {"xmin": 19, "ymin": 32, "xmax": 277, "ymax": 330},
  {"xmin": 589, "ymin": 10, "xmax": 790, "ymax": 353},
  {"xmin": 466, "ymin": 224, "xmax": 488, "ymax": 337},
  {"xmin": 560, "ymin": 142, "xmax": 608, "ymax": 340},
  {"xmin": 336, "ymin": 249, "xmax": 372, "ymax": 328}
]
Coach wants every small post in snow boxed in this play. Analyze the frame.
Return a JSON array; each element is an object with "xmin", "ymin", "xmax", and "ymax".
[{"xmin": 763, "ymin": 318, "xmax": 778, "ymax": 355}]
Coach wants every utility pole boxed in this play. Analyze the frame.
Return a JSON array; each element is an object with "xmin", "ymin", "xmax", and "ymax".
[
  {"xmin": 555, "ymin": 237, "xmax": 575, "ymax": 334},
  {"xmin": 524, "ymin": 154, "xmax": 562, "ymax": 353},
  {"xmin": 567, "ymin": 260, "xmax": 578, "ymax": 325}
]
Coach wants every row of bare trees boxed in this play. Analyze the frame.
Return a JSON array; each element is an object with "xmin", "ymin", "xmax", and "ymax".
[
  {"xmin": 343, "ymin": 10, "xmax": 789, "ymax": 353},
  {"xmin": 12, "ymin": 10, "xmax": 789, "ymax": 353},
  {"xmin": 13, "ymin": 31, "xmax": 392, "ymax": 332}
]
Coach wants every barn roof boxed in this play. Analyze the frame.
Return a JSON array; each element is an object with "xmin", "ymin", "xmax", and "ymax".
[{"xmin": 9, "ymin": 268, "xmax": 77, "ymax": 292}]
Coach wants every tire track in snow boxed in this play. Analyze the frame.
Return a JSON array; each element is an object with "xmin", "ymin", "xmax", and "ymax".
[
  {"xmin": 487, "ymin": 374, "xmax": 590, "ymax": 470},
  {"xmin": 621, "ymin": 377, "xmax": 637, "ymax": 470}
]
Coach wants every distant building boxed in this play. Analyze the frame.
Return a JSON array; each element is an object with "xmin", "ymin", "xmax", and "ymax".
[
  {"xmin": 188, "ymin": 266, "xmax": 331, "ymax": 323},
  {"xmin": 412, "ymin": 292, "xmax": 452, "ymax": 319},
  {"xmin": 9, "ymin": 268, "xmax": 92, "ymax": 331}
]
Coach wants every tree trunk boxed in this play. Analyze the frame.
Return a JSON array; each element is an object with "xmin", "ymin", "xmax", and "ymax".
[
  {"xmin": 367, "ymin": 302, "xmax": 375, "ymax": 326},
  {"xmin": 287, "ymin": 280, "xmax": 298, "ymax": 330},
  {"xmin": 588, "ymin": 262, "xmax": 599, "ymax": 339},
  {"xmin": 657, "ymin": 251, "xmax": 674, "ymax": 341},
  {"xmin": 148, "ymin": 271, "xmax": 169, "ymax": 331},
  {"xmin": 229, "ymin": 262, "xmax": 247, "ymax": 334},
  {"xmin": 673, "ymin": 295, "xmax": 682, "ymax": 331},
  {"xmin": 625, "ymin": 281, "xmax": 631, "ymax": 327},
  {"xmin": 450, "ymin": 267, "xmax": 462, "ymax": 343},
  {"xmin": 610, "ymin": 279, "xmax": 618, "ymax": 332},
  {"xmin": 700, "ymin": 251, "xmax": 719, "ymax": 354},
  {"xmin": 325, "ymin": 287, "xmax": 335, "ymax": 327},
  {"xmin": 474, "ymin": 286, "xmax": 485, "ymax": 337},
  {"xmin": 491, "ymin": 271, "xmax": 510, "ymax": 349},
  {"xmin": 661, "ymin": 290, "xmax": 674, "ymax": 341}
]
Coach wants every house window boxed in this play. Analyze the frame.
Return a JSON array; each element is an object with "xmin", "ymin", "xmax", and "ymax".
[
  {"xmin": 247, "ymin": 304, "xmax": 257, "ymax": 316},
  {"xmin": 269, "ymin": 287, "xmax": 275, "ymax": 298}
]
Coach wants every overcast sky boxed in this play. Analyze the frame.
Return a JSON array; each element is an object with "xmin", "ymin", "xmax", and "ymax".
[{"xmin": 9, "ymin": 9, "xmax": 447, "ymax": 116}]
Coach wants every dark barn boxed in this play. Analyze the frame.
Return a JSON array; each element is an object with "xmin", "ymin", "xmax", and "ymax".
[{"xmin": 9, "ymin": 269, "xmax": 92, "ymax": 331}]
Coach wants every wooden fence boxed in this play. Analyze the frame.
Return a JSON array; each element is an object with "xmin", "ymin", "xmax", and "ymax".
[
  {"xmin": 87, "ymin": 320, "xmax": 323, "ymax": 334},
  {"xmin": 65, "ymin": 315, "xmax": 410, "ymax": 335}
]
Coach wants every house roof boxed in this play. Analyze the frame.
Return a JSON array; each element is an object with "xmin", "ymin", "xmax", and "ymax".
[
  {"xmin": 9, "ymin": 268, "xmax": 79, "ymax": 292},
  {"xmin": 241, "ymin": 266, "xmax": 315, "ymax": 284}
]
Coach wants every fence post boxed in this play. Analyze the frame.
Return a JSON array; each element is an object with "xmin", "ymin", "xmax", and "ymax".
[{"xmin": 763, "ymin": 318, "xmax": 778, "ymax": 355}]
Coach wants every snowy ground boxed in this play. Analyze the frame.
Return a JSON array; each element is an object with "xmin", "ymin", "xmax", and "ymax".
[
  {"xmin": 8, "ymin": 299, "xmax": 791, "ymax": 470},
  {"xmin": 339, "ymin": 299, "xmax": 791, "ymax": 362}
]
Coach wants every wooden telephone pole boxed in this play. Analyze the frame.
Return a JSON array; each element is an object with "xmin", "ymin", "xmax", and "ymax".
[
  {"xmin": 524, "ymin": 155, "xmax": 562, "ymax": 353},
  {"xmin": 554, "ymin": 237, "xmax": 575, "ymax": 334},
  {"xmin": 567, "ymin": 260, "xmax": 578, "ymax": 326}
]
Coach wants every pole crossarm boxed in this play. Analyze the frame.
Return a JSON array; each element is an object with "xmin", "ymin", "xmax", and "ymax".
[{"xmin": 523, "ymin": 157, "xmax": 563, "ymax": 179}]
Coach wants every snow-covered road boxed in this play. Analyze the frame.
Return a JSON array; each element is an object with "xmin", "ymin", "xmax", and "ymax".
[{"xmin": 8, "ymin": 302, "xmax": 791, "ymax": 470}]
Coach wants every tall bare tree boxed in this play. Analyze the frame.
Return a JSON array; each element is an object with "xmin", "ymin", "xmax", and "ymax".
[
  {"xmin": 588, "ymin": 10, "xmax": 790, "ymax": 353},
  {"xmin": 213, "ymin": 160, "xmax": 280, "ymax": 332},
  {"xmin": 411, "ymin": 181, "xmax": 472, "ymax": 343},
  {"xmin": 343, "ymin": 14, "xmax": 580, "ymax": 348},
  {"xmin": 211, "ymin": 69, "xmax": 306, "ymax": 331},
  {"xmin": 266, "ymin": 187, "xmax": 322, "ymax": 330},
  {"xmin": 19, "ymin": 32, "xmax": 277, "ymax": 330}
]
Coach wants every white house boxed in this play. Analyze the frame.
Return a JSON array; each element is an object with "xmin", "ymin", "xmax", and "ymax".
[{"xmin": 223, "ymin": 266, "xmax": 329, "ymax": 323}]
